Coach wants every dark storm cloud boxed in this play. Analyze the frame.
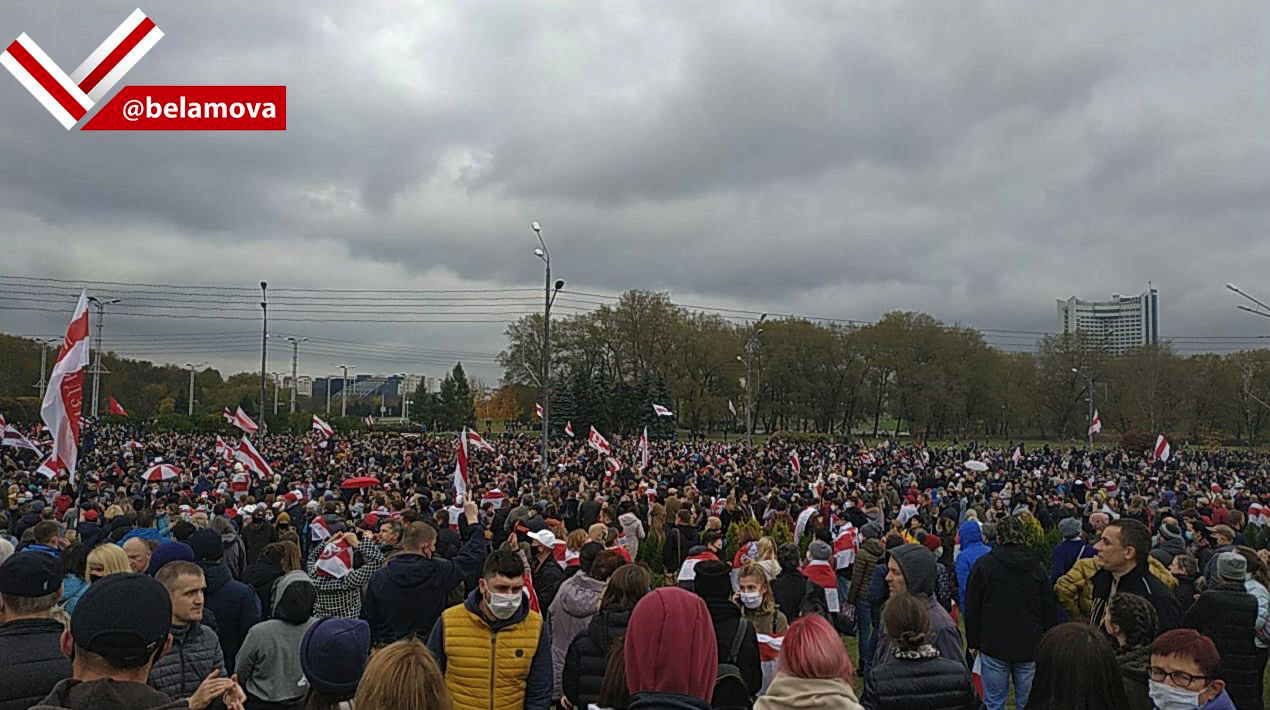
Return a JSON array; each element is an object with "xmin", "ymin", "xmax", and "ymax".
[{"xmin": 2, "ymin": 0, "xmax": 1270, "ymax": 381}]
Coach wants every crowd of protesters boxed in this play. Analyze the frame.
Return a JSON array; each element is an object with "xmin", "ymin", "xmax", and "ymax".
[{"xmin": 1, "ymin": 420, "xmax": 1270, "ymax": 709}]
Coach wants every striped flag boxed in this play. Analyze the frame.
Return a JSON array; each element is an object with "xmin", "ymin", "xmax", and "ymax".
[
  {"xmin": 454, "ymin": 427, "xmax": 470, "ymax": 502},
  {"xmin": 225, "ymin": 406, "xmax": 258, "ymax": 434},
  {"xmin": 1, "ymin": 418, "xmax": 42, "ymax": 454},
  {"xmin": 234, "ymin": 436, "xmax": 273, "ymax": 478},
  {"xmin": 789, "ymin": 449, "xmax": 801, "ymax": 474},
  {"xmin": 69, "ymin": 9, "xmax": 163, "ymax": 102},
  {"xmin": 564, "ymin": 421, "xmax": 574, "ymax": 438},
  {"xmin": 467, "ymin": 430, "xmax": 495, "ymax": 452},
  {"xmin": 1088, "ymin": 409, "xmax": 1102, "ymax": 436},
  {"xmin": 311, "ymin": 414, "xmax": 333, "ymax": 438},
  {"xmin": 365, "ymin": 415, "xmax": 374, "ymax": 426},
  {"xmin": 108, "ymin": 397, "xmax": 128, "ymax": 417},
  {"xmin": 1152, "ymin": 434, "xmax": 1171, "ymax": 463},
  {"xmin": 0, "ymin": 34, "xmax": 93, "ymax": 129},
  {"xmin": 639, "ymin": 426, "xmax": 650, "ymax": 471},
  {"xmin": 535, "ymin": 403, "xmax": 543, "ymax": 419},
  {"xmin": 728, "ymin": 399, "xmax": 737, "ymax": 417},
  {"xmin": 587, "ymin": 426, "xmax": 611, "ymax": 455},
  {"xmin": 39, "ymin": 290, "xmax": 90, "ymax": 482},
  {"xmin": 652, "ymin": 403, "xmax": 674, "ymax": 417}
]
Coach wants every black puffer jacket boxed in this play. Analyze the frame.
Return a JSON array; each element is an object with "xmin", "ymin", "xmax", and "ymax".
[
  {"xmin": 562, "ymin": 607, "xmax": 633, "ymax": 708},
  {"xmin": 1184, "ymin": 582, "xmax": 1262, "ymax": 710},
  {"xmin": 861, "ymin": 649, "xmax": 983, "ymax": 710},
  {"xmin": 0, "ymin": 618, "xmax": 72, "ymax": 710},
  {"xmin": 147, "ymin": 622, "xmax": 225, "ymax": 702}
]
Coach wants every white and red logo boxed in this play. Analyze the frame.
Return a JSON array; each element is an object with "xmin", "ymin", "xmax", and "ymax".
[{"xmin": 2, "ymin": 9, "xmax": 284, "ymax": 131}]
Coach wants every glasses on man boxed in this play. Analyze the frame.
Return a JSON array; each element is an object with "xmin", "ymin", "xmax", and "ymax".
[{"xmin": 1148, "ymin": 666, "xmax": 1210, "ymax": 688}]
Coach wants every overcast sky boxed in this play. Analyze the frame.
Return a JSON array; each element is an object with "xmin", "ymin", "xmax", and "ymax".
[{"xmin": 2, "ymin": 1, "xmax": 1270, "ymax": 383}]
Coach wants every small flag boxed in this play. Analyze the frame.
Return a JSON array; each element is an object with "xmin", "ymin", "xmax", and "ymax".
[
  {"xmin": 535, "ymin": 403, "xmax": 543, "ymax": 419},
  {"xmin": 652, "ymin": 403, "xmax": 673, "ymax": 417},
  {"xmin": 588, "ymin": 426, "xmax": 611, "ymax": 455},
  {"xmin": 606, "ymin": 457, "xmax": 623, "ymax": 475},
  {"xmin": 454, "ymin": 428, "xmax": 470, "ymax": 503},
  {"xmin": 728, "ymin": 399, "xmax": 737, "ymax": 417},
  {"xmin": 639, "ymin": 426, "xmax": 650, "ymax": 471},
  {"xmin": 234, "ymin": 436, "xmax": 274, "ymax": 478},
  {"xmin": 1089, "ymin": 409, "xmax": 1102, "ymax": 436},
  {"xmin": 833, "ymin": 524, "xmax": 858, "ymax": 569},
  {"xmin": 226, "ymin": 406, "xmax": 258, "ymax": 434},
  {"xmin": 365, "ymin": 415, "xmax": 375, "ymax": 426},
  {"xmin": 312, "ymin": 414, "xmax": 334, "ymax": 439},
  {"xmin": 467, "ymin": 430, "xmax": 495, "ymax": 453},
  {"xmin": 1152, "ymin": 434, "xmax": 1171, "ymax": 463},
  {"xmin": 315, "ymin": 537, "xmax": 353, "ymax": 578},
  {"xmin": 789, "ymin": 449, "xmax": 801, "ymax": 474},
  {"xmin": 108, "ymin": 397, "xmax": 128, "ymax": 417},
  {"xmin": 310, "ymin": 515, "xmax": 331, "ymax": 542},
  {"xmin": 1, "ymin": 419, "xmax": 43, "ymax": 454},
  {"xmin": 1012, "ymin": 447, "xmax": 1022, "ymax": 465},
  {"xmin": 564, "ymin": 421, "xmax": 574, "ymax": 438}
]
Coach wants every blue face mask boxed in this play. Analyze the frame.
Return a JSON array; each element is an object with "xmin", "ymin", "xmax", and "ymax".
[{"xmin": 1184, "ymin": 531, "xmax": 1195, "ymax": 542}]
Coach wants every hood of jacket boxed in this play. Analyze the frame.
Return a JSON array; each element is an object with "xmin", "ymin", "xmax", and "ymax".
[
  {"xmin": 992, "ymin": 543, "xmax": 1041, "ymax": 572},
  {"xmin": 1117, "ymin": 644, "xmax": 1150, "ymax": 682},
  {"xmin": 272, "ymin": 570, "xmax": 316, "ymax": 624},
  {"xmin": 382, "ymin": 552, "xmax": 436, "ymax": 589},
  {"xmin": 959, "ymin": 520, "xmax": 984, "ymax": 547},
  {"xmin": 618, "ymin": 512, "xmax": 640, "ymax": 528},
  {"xmin": 858, "ymin": 537, "xmax": 884, "ymax": 559},
  {"xmin": 586, "ymin": 607, "xmax": 633, "ymax": 651},
  {"xmin": 891, "ymin": 543, "xmax": 937, "ymax": 597},
  {"xmin": 556, "ymin": 572, "xmax": 606, "ymax": 618},
  {"xmin": 198, "ymin": 561, "xmax": 232, "ymax": 593},
  {"xmin": 625, "ymin": 588, "xmax": 716, "ymax": 701},
  {"xmin": 757, "ymin": 674, "xmax": 862, "ymax": 710}
]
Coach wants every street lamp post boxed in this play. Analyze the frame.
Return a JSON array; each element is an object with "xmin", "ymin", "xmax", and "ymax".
[
  {"xmin": 740, "ymin": 314, "xmax": 768, "ymax": 446},
  {"xmin": 333, "ymin": 364, "xmax": 352, "ymax": 417},
  {"xmin": 285, "ymin": 337, "xmax": 308, "ymax": 413},
  {"xmin": 33, "ymin": 337, "xmax": 58, "ymax": 399},
  {"xmin": 531, "ymin": 221, "xmax": 564, "ymax": 477},
  {"xmin": 259, "ymin": 281, "xmax": 268, "ymax": 435},
  {"xmin": 184, "ymin": 362, "xmax": 207, "ymax": 417},
  {"xmin": 1072, "ymin": 367, "xmax": 1094, "ymax": 449},
  {"xmin": 86, "ymin": 296, "xmax": 121, "ymax": 418}
]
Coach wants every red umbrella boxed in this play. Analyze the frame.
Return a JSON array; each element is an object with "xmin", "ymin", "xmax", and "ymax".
[
  {"xmin": 340, "ymin": 476, "xmax": 380, "ymax": 490},
  {"xmin": 142, "ymin": 463, "xmax": 182, "ymax": 482}
]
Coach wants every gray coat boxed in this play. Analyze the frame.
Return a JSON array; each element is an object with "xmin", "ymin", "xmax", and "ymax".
[
  {"xmin": 235, "ymin": 572, "xmax": 315, "ymax": 703},
  {"xmin": 148, "ymin": 622, "xmax": 225, "ymax": 701},
  {"xmin": 548, "ymin": 572, "xmax": 606, "ymax": 699}
]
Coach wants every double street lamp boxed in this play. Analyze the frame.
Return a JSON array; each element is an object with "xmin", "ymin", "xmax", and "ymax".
[
  {"xmin": 531, "ymin": 221, "xmax": 564, "ymax": 477},
  {"xmin": 737, "ymin": 314, "xmax": 768, "ymax": 446},
  {"xmin": 1072, "ymin": 367, "xmax": 1094, "ymax": 449}
]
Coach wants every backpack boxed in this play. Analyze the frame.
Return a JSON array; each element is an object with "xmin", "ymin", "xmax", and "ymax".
[{"xmin": 712, "ymin": 618, "xmax": 753, "ymax": 710}]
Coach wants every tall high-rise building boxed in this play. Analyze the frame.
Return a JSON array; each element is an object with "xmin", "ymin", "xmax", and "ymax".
[{"xmin": 1057, "ymin": 286, "xmax": 1160, "ymax": 354}]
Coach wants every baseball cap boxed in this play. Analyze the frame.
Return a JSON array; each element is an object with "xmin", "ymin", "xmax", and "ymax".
[
  {"xmin": 0, "ymin": 552, "xmax": 63, "ymax": 597},
  {"xmin": 71, "ymin": 573, "xmax": 171, "ymax": 666},
  {"xmin": 527, "ymin": 529, "xmax": 556, "ymax": 549}
]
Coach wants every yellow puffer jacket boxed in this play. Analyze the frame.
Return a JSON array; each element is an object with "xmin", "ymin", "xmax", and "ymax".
[
  {"xmin": 1054, "ymin": 556, "xmax": 1177, "ymax": 620},
  {"xmin": 427, "ymin": 591, "xmax": 552, "ymax": 710}
]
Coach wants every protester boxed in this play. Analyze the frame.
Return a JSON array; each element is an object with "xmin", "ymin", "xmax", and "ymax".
[
  {"xmin": 0, "ymin": 551, "xmax": 71, "ymax": 710},
  {"xmin": 623, "ymin": 587, "xmax": 717, "ymax": 710},
  {"xmin": 1023, "ymin": 622, "xmax": 1130, "ymax": 710},
  {"xmin": 964, "ymin": 515, "xmax": 1055, "ymax": 710},
  {"xmin": 1169, "ymin": 553, "xmax": 1200, "ymax": 613},
  {"xmin": 1183, "ymin": 551, "xmax": 1261, "ymax": 710},
  {"xmin": 875, "ymin": 543, "xmax": 964, "ymax": 667},
  {"xmin": 756, "ymin": 614, "xmax": 862, "ymax": 710},
  {"xmin": 770, "ymin": 542, "xmax": 826, "ymax": 623},
  {"xmin": 562, "ymin": 564, "xmax": 650, "ymax": 710},
  {"xmin": 1050, "ymin": 516, "xmax": 1095, "ymax": 583},
  {"xmin": 57, "ymin": 542, "xmax": 89, "ymax": 614},
  {"xmin": 124, "ymin": 536, "xmax": 155, "ymax": 574},
  {"xmin": 955, "ymin": 519, "xmax": 990, "ymax": 611},
  {"xmin": 1090, "ymin": 519, "xmax": 1183, "ymax": 632},
  {"xmin": 849, "ymin": 522, "xmax": 884, "ymax": 675},
  {"xmin": 525, "ymin": 528, "xmax": 566, "ymax": 612},
  {"xmin": 548, "ymin": 546, "xmax": 620, "ymax": 700},
  {"xmin": 307, "ymin": 530, "xmax": 384, "ymax": 620},
  {"xmin": 352, "ymin": 638, "xmax": 452, "ymax": 710},
  {"xmin": 426, "ymin": 549, "xmax": 552, "ymax": 710},
  {"xmin": 86, "ymin": 542, "xmax": 130, "ymax": 580},
  {"xmin": 235, "ymin": 571, "xmax": 316, "ymax": 708},
  {"xmin": 149, "ymin": 561, "xmax": 226, "ymax": 702},
  {"xmin": 861, "ymin": 592, "xmax": 981, "ymax": 710},
  {"xmin": 1104, "ymin": 593, "xmax": 1158, "ymax": 710},
  {"xmin": 190, "ymin": 527, "xmax": 261, "ymax": 667},
  {"xmin": 299, "ymin": 618, "xmax": 372, "ymax": 710},
  {"xmin": 693, "ymin": 559, "xmax": 763, "ymax": 701},
  {"xmin": 1148, "ymin": 629, "xmax": 1235, "ymax": 710},
  {"xmin": 30, "ymin": 573, "xmax": 244, "ymax": 710},
  {"xmin": 362, "ymin": 502, "xmax": 485, "ymax": 646}
]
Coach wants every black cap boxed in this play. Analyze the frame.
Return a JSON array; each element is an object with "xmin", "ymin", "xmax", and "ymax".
[
  {"xmin": 0, "ymin": 551, "xmax": 63, "ymax": 597},
  {"xmin": 71, "ymin": 573, "xmax": 171, "ymax": 665}
]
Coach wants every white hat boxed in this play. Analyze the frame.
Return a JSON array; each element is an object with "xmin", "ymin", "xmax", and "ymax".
[
  {"xmin": 527, "ymin": 529, "xmax": 556, "ymax": 548},
  {"xmin": 233, "ymin": 462, "xmax": 245, "ymax": 473}
]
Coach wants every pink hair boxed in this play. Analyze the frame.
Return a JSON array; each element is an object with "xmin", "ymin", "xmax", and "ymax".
[{"xmin": 778, "ymin": 614, "xmax": 854, "ymax": 684}]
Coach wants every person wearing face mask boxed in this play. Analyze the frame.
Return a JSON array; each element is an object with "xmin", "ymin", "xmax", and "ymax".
[
  {"xmin": 426, "ymin": 548, "xmax": 553, "ymax": 710},
  {"xmin": 362, "ymin": 501, "xmax": 486, "ymax": 647},
  {"xmin": 1147, "ymin": 628, "xmax": 1235, "ymax": 710},
  {"xmin": 737, "ymin": 562, "xmax": 788, "ymax": 694}
]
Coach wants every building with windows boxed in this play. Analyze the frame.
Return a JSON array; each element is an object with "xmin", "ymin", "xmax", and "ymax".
[{"xmin": 1057, "ymin": 286, "xmax": 1160, "ymax": 354}]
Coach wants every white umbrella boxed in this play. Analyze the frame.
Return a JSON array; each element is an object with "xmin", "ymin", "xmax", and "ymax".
[
  {"xmin": 963, "ymin": 460, "xmax": 989, "ymax": 472},
  {"xmin": 142, "ymin": 463, "xmax": 182, "ymax": 482}
]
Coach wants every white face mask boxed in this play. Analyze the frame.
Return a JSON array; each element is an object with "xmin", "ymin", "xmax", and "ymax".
[
  {"xmin": 740, "ymin": 592, "xmax": 763, "ymax": 609},
  {"xmin": 1148, "ymin": 679, "xmax": 1201, "ymax": 710},
  {"xmin": 488, "ymin": 591, "xmax": 522, "ymax": 620}
]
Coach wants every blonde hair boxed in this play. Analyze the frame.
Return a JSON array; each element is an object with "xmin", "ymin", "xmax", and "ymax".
[
  {"xmin": 566, "ymin": 529, "xmax": 589, "ymax": 552},
  {"xmin": 87, "ymin": 543, "xmax": 130, "ymax": 578},
  {"xmin": 739, "ymin": 562, "xmax": 777, "ymax": 614},
  {"xmin": 353, "ymin": 639, "xmax": 452, "ymax": 710},
  {"xmin": 756, "ymin": 537, "xmax": 777, "ymax": 562},
  {"xmin": 587, "ymin": 523, "xmax": 608, "ymax": 544}
]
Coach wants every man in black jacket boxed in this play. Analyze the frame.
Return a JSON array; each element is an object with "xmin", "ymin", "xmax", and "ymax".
[
  {"xmin": 661, "ymin": 508, "xmax": 700, "ymax": 574},
  {"xmin": 1090, "ymin": 519, "xmax": 1183, "ymax": 635},
  {"xmin": 361, "ymin": 501, "xmax": 486, "ymax": 646},
  {"xmin": 1184, "ymin": 552, "xmax": 1262, "ymax": 710},
  {"xmin": 965, "ymin": 515, "xmax": 1055, "ymax": 710},
  {"xmin": 691, "ymin": 560, "xmax": 762, "ymax": 698},
  {"xmin": 526, "ymin": 529, "xmax": 566, "ymax": 613},
  {"xmin": 0, "ymin": 552, "xmax": 71, "ymax": 710}
]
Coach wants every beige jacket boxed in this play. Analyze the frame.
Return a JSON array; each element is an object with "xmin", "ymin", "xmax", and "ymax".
[{"xmin": 755, "ymin": 673, "xmax": 864, "ymax": 710}]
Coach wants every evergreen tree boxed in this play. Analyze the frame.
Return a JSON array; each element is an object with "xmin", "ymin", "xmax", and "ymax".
[
  {"xmin": 437, "ymin": 362, "xmax": 476, "ymax": 430},
  {"xmin": 647, "ymin": 376, "xmax": 675, "ymax": 439}
]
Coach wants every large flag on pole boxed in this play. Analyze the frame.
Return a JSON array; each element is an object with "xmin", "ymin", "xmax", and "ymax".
[
  {"xmin": 454, "ymin": 427, "xmax": 470, "ymax": 502},
  {"xmin": 1151, "ymin": 434, "xmax": 1171, "ymax": 463},
  {"xmin": 234, "ymin": 436, "xmax": 273, "ymax": 478},
  {"xmin": 728, "ymin": 399, "xmax": 737, "ymax": 417},
  {"xmin": 588, "ymin": 426, "xmax": 611, "ymax": 455},
  {"xmin": 0, "ymin": 415, "xmax": 43, "ymax": 454},
  {"xmin": 225, "ymin": 406, "xmax": 258, "ymax": 434},
  {"xmin": 535, "ymin": 403, "xmax": 543, "ymax": 419},
  {"xmin": 40, "ymin": 290, "xmax": 90, "ymax": 483},
  {"xmin": 311, "ymin": 414, "xmax": 333, "ymax": 439},
  {"xmin": 639, "ymin": 426, "xmax": 650, "ymax": 471},
  {"xmin": 1088, "ymin": 409, "xmax": 1102, "ymax": 436},
  {"xmin": 467, "ymin": 430, "xmax": 495, "ymax": 453}
]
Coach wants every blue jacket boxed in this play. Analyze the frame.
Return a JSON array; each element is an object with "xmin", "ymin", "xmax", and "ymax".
[
  {"xmin": 1050, "ymin": 538, "xmax": 1095, "ymax": 583},
  {"xmin": 59, "ymin": 575, "xmax": 88, "ymax": 615},
  {"xmin": 955, "ymin": 521, "xmax": 990, "ymax": 610},
  {"xmin": 198, "ymin": 561, "xmax": 260, "ymax": 668}
]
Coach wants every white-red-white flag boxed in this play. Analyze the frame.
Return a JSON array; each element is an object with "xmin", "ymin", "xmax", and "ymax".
[
  {"xmin": 312, "ymin": 414, "xmax": 333, "ymax": 439},
  {"xmin": 639, "ymin": 426, "xmax": 650, "ymax": 471},
  {"xmin": 309, "ymin": 515, "xmax": 331, "ymax": 542},
  {"xmin": 69, "ymin": 9, "xmax": 164, "ymax": 102},
  {"xmin": 39, "ymin": 290, "xmax": 90, "ymax": 482},
  {"xmin": 564, "ymin": 421, "xmax": 574, "ymax": 438},
  {"xmin": 606, "ymin": 457, "xmax": 623, "ymax": 476},
  {"xmin": 481, "ymin": 489, "xmax": 506, "ymax": 509},
  {"xmin": 588, "ymin": 426, "xmax": 611, "ymax": 455},
  {"xmin": 1, "ymin": 416, "xmax": 43, "ymax": 455},
  {"xmin": 833, "ymin": 524, "xmax": 859, "ymax": 569},
  {"xmin": 365, "ymin": 415, "xmax": 374, "ymax": 426},
  {"xmin": 0, "ymin": 34, "xmax": 93, "ymax": 130},
  {"xmin": 728, "ymin": 399, "xmax": 737, "ymax": 417},
  {"xmin": 108, "ymin": 397, "xmax": 128, "ymax": 417},
  {"xmin": 1152, "ymin": 434, "xmax": 1171, "ymax": 463},
  {"xmin": 315, "ymin": 537, "xmax": 353, "ymax": 578},
  {"xmin": 454, "ymin": 427, "xmax": 470, "ymax": 503},
  {"xmin": 652, "ymin": 403, "xmax": 674, "ymax": 417},
  {"xmin": 789, "ymin": 449, "xmax": 801, "ymax": 474},
  {"xmin": 1089, "ymin": 409, "xmax": 1102, "ymax": 436},
  {"xmin": 535, "ymin": 403, "xmax": 543, "ymax": 419},
  {"xmin": 467, "ymin": 430, "xmax": 495, "ymax": 453},
  {"xmin": 228, "ymin": 406, "xmax": 258, "ymax": 435},
  {"xmin": 234, "ymin": 436, "xmax": 273, "ymax": 478},
  {"xmin": 214, "ymin": 435, "xmax": 234, "ymax": 462},
  {"xmin": 1012, "ymin": 447, "xmax": 1022, "ymax": 465}
]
